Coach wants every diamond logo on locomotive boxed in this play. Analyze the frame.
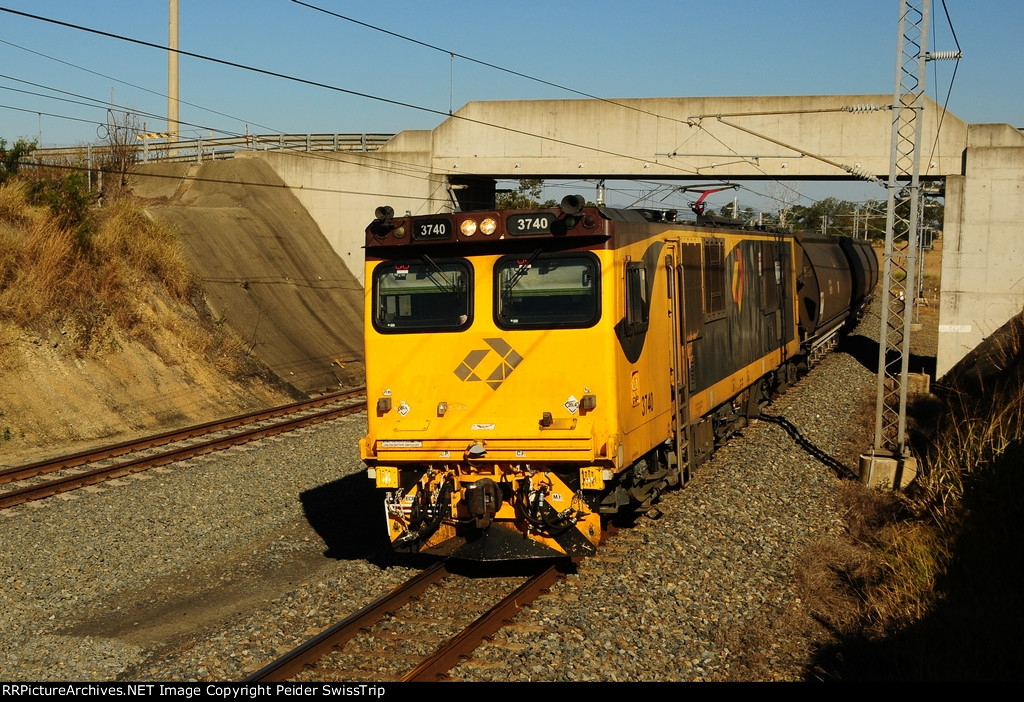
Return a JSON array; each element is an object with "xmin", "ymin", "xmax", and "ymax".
[{"xmin": 453, "ymin": 337, "xmax": 524, "ymax": 390}]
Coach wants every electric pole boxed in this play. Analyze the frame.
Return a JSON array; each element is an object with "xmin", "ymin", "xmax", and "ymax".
[{"xmin": 168, "ymin": 0, "xmax": 179, "ymax": 152}]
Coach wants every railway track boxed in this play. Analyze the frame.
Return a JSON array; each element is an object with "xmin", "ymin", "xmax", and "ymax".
[
  {"xmin": 245, "ymin": 558, "xmax": 574, "ymax": 683},
  {"xmin": 0, "ymin": 388, "xmax": 367, "ymax": 510}
]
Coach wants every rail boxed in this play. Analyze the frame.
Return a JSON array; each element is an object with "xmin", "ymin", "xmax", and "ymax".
[
  {"xmin": 0, "ymin": 388, "xmax": 367, "ymax": 510},
  {"xmin": 244, "ymin": 559, "xmax": 572, "ymax": 682}
]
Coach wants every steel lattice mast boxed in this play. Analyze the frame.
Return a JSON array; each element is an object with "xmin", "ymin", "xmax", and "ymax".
[{"xmin": 874, "ymin": 0, "xmax": 929, "ymax": 458}]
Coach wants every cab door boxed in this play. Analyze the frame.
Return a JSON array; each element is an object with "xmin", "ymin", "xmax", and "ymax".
[{"xmin": 617, "ymin": 242, "xmax": 674, "ymax": 460}]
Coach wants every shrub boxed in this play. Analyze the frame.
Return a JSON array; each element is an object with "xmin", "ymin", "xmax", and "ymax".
[
  {"xmin": 25, "ymin": 168, "xmax": 95, "ymax": 238},
  {"xmin": 0, "ymin": 137, "xmax": 37, "ymax": 183},
  {"xmin": 0, "ymin": 172, "xmax": 197, "ymax": 347}
]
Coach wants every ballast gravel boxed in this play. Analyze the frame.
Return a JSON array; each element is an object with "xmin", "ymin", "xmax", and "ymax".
[{"xmin": 0, "ymin": 337, "xmax": 884, "ymax": 683}]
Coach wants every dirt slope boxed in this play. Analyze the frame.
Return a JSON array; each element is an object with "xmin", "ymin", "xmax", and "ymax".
[
  {"xmin": 0, "ymin": 302, "xmax": 294, "ymax": 466},
  {"xmin": 0, "ymin": 156, "xmax": 365, "ymax": 465},
  {"xmin": 136, "ymin": 156, "xmax": 365, "ymax": 395}
]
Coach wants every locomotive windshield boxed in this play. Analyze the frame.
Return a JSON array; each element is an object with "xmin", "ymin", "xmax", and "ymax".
[
  {"xmin": 495, "ymin": 254, "xmax": 599, "ymax": 328},
  {"xmin": 373, "ymin": 259, "xmax": 471, "ymax": 332}
]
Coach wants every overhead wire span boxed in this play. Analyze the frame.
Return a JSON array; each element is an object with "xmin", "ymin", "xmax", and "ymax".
[
  {"xmin": 0, "ymin": 6, "xmax": 702, "ymax": 180},
  {"xmin": 292, "ymin": 0, "xmax": 897, "ymax": 213},
  {"xmin": 0, "ymin": 37, "xmax": 282, "ymax": 136},
  {"xmin": 0, "ymin": 39, "xmax": 461, "ymax": 189},
  {"xmin": 290, "ymin": 0, "xmax": 699, "ymax": 129},
  {"xmin": 1, "ymin": 5, "xmax": 916, "ymax": 215},
  {"xmin": 692, "ymin": 115, "xmax": 887, "ymax": 186},
  {"xmin": 924, "ymin": 0, "xmax": 963, "ymax": 183},
  {"xmin": 6, "ymin": 158, "xmax": 454, "ymax": 210}
]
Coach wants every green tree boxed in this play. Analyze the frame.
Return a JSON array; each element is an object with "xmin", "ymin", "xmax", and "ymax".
[
  {"xmin": 0, "ymin": 137, "xmax": 37, "ymax": 183},
  {"xmin": 921, "ymin": 196, "xmax": 944, "ymax": 234},
  {"xmin": 789, "ymin": 196, "xmax": 853, "ymax": 235},
  {"xmin": 496, "ymin": 179, "xmax": 545, "ymax": 209},
  {"xmin": 713, "ymin": 200, "xmax": 739, "ymax": 218},
  {"xmin": 710, "ymin": 202, "xmax": 755, "ymax": 221}
]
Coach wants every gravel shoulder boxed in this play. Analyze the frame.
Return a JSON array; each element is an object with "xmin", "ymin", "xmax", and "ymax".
[
  {"xmin": 0, "ymin": 416, "xmax": 416, "ymax": 681},
  {"xmin": 0, "ymin": 336, "xmax": 880, "ymax": 682}
]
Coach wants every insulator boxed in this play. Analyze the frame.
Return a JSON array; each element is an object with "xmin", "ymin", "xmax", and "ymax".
[
  {"xmin": 842, "ymin": 104, "xmax": 887, "ymax": 112},
  {"xmin": 926, "ymin": 51, "xmax": 962, "ymax": 61},
  {"xmin": 844, "ymin": 164, "xmax": 883, "ymax": 184}
]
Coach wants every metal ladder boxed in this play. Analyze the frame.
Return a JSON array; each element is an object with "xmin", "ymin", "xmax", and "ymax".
[{"xmin": 666, "ymin": 248, "xmax": 694, "ymax": 486}]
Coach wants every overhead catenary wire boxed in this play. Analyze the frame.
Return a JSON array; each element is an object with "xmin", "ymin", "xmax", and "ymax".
[
  {"xmin": 0, "ymin": 14, "xmax": 793, "ymax": 217},
  {"xmin": 0, "ymin": 6, "xmax": 705, "ymax": 181},
  {"xmin": 8, "ymin": 157, "xmax": 453, "ymax": 206},
  {"xmin": 290, "ymin": 0, "xmax": 699, "ymax": 129},
  {"xmin": 0, "ymin": 100, "xmax": 455, "ymax": 212},
  {"xmin": 0, "ymin": 37, "xmax": 283, "ymax": 137},
  {"xmin": 1, "ymin": 6, "xmax": 748, "ymax": 214},
  {"xmin": 289, "ymin": 0, "xmax": 897, "ymax": 214},
  {"xmin": 0, "ymin": 39, "xmax": 466, "ymax": 191},
  {"xmin": 924, "ymin": 0, "xmax": 962, "ymax": 182},
  {"xmin": 0, "ymin": 4, "xmax": 962, "ymax": 216},
  {"xmin": 0, "ymin": 65, "xmax": 461, "ymax": 214},
  {"xmin": 1, "ymin": 3, "xmax": 876, "ymax": 214}
]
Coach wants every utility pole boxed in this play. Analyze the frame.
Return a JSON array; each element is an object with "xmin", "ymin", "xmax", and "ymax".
[{"xmin": 168, "ymin": 0, "xmax": 179, "ymax": 154}]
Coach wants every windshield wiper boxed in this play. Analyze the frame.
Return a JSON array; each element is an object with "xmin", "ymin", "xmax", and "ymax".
[
  {"xmin": 420, "ymin": 254, "xmax": 459, "ymax": 293},
  {"xmin": 502, "ymin": 248, "xmax": 543, "ymax": 295}
]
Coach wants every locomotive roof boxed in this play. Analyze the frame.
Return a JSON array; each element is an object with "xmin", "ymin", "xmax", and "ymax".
[{"xmin": 364, "ymin": 200, "xmax": 792, "ymax": 252}]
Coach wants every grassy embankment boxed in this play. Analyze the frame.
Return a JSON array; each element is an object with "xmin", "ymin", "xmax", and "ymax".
[
  {"xmin": 0, "ymin": 168, "xmax": 261, "ymax": 394},
  {"xmin": 803, "ymin": 312, "xmax": 1022, "ymax": 680}
]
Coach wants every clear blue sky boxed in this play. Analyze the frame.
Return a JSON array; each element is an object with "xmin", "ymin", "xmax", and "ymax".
[{"xmin": 0, "ymin": 1, "xmax": 1019, "ymax": 210}]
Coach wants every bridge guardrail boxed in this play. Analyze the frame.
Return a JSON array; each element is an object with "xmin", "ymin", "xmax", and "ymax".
[{"xmin": 30, "ymin": 133, "xmax": 395, "ymax": 165}]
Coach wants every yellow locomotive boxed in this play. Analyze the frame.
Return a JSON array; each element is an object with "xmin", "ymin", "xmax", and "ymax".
[{"xmin": 360, "ymin": 196, "xmax": 875, "ymax": 560}]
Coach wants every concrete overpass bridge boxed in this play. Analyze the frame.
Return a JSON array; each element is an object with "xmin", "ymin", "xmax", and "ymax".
[{"xmin": 162, "ymin": 94, "xmax": 1024, "ymax": 379}]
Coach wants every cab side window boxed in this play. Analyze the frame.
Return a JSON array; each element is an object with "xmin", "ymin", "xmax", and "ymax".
[
  {"xmin": 703, "ymin": 238, "xmax": 726, "ymax": 321},
  {"xmin": 625, "ymin": 261, "xmax": 649, "ymax": 335}
]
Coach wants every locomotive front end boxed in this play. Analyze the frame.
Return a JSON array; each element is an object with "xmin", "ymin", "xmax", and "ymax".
[
  {"xmin": 368, "ymin": 435, "xmax": 608, "ymax": 560},
  {"xmin": 360, "ymin": 198, "xmax": 617, "ymax": 560}
]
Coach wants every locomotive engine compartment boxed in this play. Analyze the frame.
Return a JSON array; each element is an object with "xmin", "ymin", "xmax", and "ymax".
[{"xmin": 359, "ymin": 196, "xmax": 876, "ymax": 561}]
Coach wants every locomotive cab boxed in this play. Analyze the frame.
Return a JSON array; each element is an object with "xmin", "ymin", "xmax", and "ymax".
[
  {"xmin": 358, "ymin": 195, "xmax": 859, "ymax": 561},
  {"xmin": 361, "ymin": 197, "xmax": 689, "ymax": 560}
]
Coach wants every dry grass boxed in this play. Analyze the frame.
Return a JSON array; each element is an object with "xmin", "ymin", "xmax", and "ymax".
[
  {"xmin": 0, "ymin": 177, "xmax": 256, "ymax": 373},
  {"xmin": 91, "ymin": 198, "xmax": 194, "ymax": 301},
  {"xmin": 794, "ymin": 316, "xmax": 1024, "ymax": 681},
  {"xmin": 0, "ymin": 180, "xmax": 49, "ymax": 230}
]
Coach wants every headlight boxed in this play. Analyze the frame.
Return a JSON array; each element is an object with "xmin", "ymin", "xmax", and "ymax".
[
  {"xmin": 460, "ymin": 219, "xmax": 478, "ymax": 236},
  {"xmin": 480, "ymin": 217, "xmax": 497, "ymax": 235}
]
